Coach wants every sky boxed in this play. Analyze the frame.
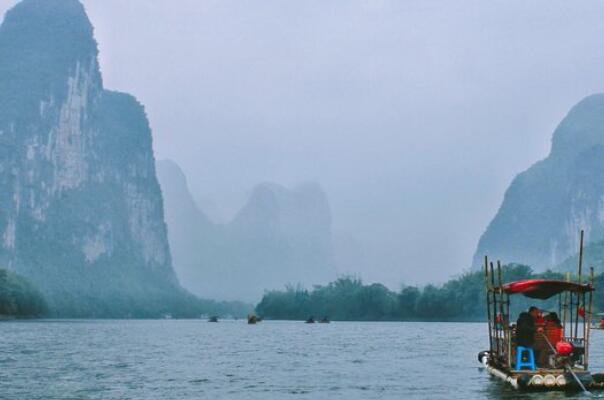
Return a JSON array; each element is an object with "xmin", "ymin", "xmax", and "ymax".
[{"xmin": 2, "ymin": 0, "xmax": 604, "ymax": 287}]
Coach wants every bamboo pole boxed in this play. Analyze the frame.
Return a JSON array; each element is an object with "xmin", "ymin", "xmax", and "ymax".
[
  {"xmin": 497, "ymin": 261, "xmax": 508, "ymax": 365},
  {"xmin": 575, "ymin": 230, "xmax": 584, "ymax": 339},
  {"xmin": 484, "ymin": 256, "xmax": 493, "ymax": 353},
  {"xmin": 585, "ymin": 267, "xmax": 594, "ymax": 369},
  {"xmin": 506, "ymin": 292, "xmax": 511, "ymax": 368},
  {"xmin": 578, "ymin": 230, "xmax": 584, "ymax": 283},
  {"xmin": 569, "ymin": 290, "xmax": 574, "ymax": 339},
  {"xmin": 490, "ymin": 262, "xmax": 499, "ymax": 358},
  {"xmin": 563, "ymin": 272, "xmax": 570, "ymax": 336}
]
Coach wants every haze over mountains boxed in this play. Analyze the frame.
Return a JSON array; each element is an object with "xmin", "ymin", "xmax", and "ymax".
[
  {"xmin": 1, "ymin": 0, "xmax": 603, "ymax": 286},
  {"xmin": 0, "ymin": 0, "xmax": 597, "ymax": 286},
  {"xmin": 4, "ymin": 0, "xmax": 604, "ymax": 316},
  {"xmin": 474, "ymin": 94, "xmax": 604, "ymax": 272},
  {"xmin": 157, "ymin": 160, "xmax": 337, "ymax": 301}
]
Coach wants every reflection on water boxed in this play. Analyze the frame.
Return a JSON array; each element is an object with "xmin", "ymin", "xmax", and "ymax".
[{"xmin": 1, "ymin": 320, "xmax": 604, "ymax": 399}]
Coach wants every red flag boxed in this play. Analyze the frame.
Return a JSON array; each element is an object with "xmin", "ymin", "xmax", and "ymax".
[{"xmin": 579, "ymin": 306, "xmax": 585, "ymax": 318}]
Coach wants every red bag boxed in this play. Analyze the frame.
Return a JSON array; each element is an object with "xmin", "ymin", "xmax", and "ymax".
[{"xmin": 556, "ymin": 341, "xmax": 573, "ymax": 356}]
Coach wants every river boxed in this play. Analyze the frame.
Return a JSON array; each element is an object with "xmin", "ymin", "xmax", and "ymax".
[{"xmin": 2, "ymin": 320, "xmax": 603, "ymax": 399}]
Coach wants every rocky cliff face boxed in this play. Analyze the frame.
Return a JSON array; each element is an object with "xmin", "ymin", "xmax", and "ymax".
[
  {"xmin": 157, "ymin": 160, "xmax": 337, "ymax": 301},
  {"xmin": 0, "ymin": 0, "xmax": 189, "ymax": 316},
  {"xmin": 474, "ymin": 94, "xmax": 604, "ymax": 270}
]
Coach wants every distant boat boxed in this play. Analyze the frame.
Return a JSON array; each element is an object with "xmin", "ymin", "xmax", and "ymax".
[
  {"xmin": 208, "ymin": 316, "xmax": 219, "ymax": 323},
  {"xmin": 305, "ymin": 316, "xmax": 316, "ymax": 324},
  {"xmin": 248, "ymin": 315, "xmax": 259, "ymax": 324},
  {"xmin": 591, "ymin": 313, "xmax": 604, "ymax": 330},
  {"xmin": 319, "ymin": 317, "xmax": 330, "ymax": 324}
]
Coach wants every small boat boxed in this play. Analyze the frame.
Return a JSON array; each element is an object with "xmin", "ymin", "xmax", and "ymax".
[
  {"xmin": 248, "ymin": 315, "xmax": 259, "ymax": 324},
  {"xmin": 319, "ymin": 317, "xmax": 330, "ymax": 324},
  {"xmin": 478, "ymin": 239, "xmax": 604, "ymax": 392},
  {"xmin": 305, "ymin": 316, "xmax": 316, "ymax": 324},
  {"xmin": 208, "ymin": 316, "xmax": 218, "ymax": 323},
  {"xmin": 591, "ymin": 313, "xmax": 604, "ymax": 330}
]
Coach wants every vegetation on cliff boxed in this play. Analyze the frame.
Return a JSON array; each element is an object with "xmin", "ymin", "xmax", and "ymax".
[{"xmin": 0, "ymin": 268, "xmax": 47, "ymax": 317}]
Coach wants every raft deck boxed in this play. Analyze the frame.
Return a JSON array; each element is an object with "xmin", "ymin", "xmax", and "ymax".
[{"xmin": 486, "ymin": 364, "xmax": 604, "ymax": 391}]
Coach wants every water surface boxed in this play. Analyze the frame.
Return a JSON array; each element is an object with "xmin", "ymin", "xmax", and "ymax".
[{"xmin": 2, "ymin": 320, "xmax": 603, "ymax": 399}]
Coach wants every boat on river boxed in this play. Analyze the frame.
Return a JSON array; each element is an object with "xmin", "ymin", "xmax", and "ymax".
[
  {"xmin": 591, "ymin": 313, "xmax": 604, "ymax": 330},
  {"xmin": 478, "ymin": 231, "xmax": 604, "ymax": 392}
]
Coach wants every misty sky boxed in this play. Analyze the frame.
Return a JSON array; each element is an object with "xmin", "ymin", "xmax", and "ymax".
[{"xmin": 2, "ymin": 0, "xmax": 604, "ymax": 287}]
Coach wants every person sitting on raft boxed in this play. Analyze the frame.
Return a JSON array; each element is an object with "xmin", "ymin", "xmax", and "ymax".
[
  {"xmin": 529, "ymin": 306, "xmax": 544, "ymax": 325},
  {"xmin": 516, "ymin": 311, "xmax": 535, "ymax": 348},
  {"xmin": 515, "ymin": 306, "xmax": 545, "ymax": 367},
  {"xmin": 540, "ymin": 311, "xmax": 563, "ymax": 367},
  {"xmin": 544, "ymin": 312, "xmax": 562, "ymax": 342},
  {"xmin": 529, "ymin": 306, "xmax": 549, "ymax": 366}
]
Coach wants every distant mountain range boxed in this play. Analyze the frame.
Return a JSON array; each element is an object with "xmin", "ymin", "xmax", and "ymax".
[
  {"xmin": 0, "ymin": 0, "xmax": 212, "ymax": 317},
  {"xmin": 157, "ymin": 160, "xmax": 337, "ymax": 301},
  {"xmin": 474, "ymin": 94, "xmax": 604, "ymax": 272}
]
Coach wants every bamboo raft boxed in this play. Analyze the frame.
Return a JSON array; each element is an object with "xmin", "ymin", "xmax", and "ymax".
[
  {"xmin": 479, "ymin": 230, "xmax": 604, "ymax": 392},
  {"xmin": 480, "ymin": 353, "xmax": 604, "ymax": 390}
]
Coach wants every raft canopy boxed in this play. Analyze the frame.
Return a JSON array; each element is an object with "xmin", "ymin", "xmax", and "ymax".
[{"xmin": 501, "ymin": 279, "xmax": 593, "ymax": 300}]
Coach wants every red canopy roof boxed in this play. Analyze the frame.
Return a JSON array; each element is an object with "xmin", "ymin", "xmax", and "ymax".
[{"xmin": 502, "ymin": 279, "xmax": 593, "ymax": 300}]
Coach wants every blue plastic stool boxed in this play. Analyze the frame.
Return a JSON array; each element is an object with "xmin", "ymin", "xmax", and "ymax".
[{"xmin": 516, "ymin": 346, "xmax": 536, "ymax": 370}]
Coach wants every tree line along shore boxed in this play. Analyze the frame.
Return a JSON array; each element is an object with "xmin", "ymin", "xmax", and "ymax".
[
  {"xmin": 255, "ymin": 264, "xmax": 604, "ymax": 322},
  {"xmin": 3, "ymin": 263, "xmax": 603, "ymax": 321}
]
